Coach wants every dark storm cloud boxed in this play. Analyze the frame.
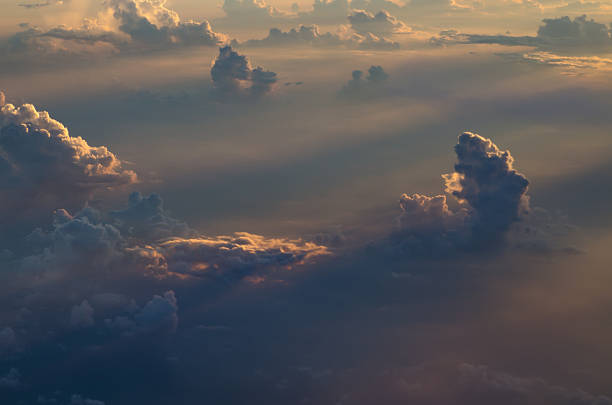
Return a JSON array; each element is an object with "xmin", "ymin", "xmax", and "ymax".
[
  {"xmin": 348, "ymin": 9, "xmax": 409, "ymax": 37},
  {"xmin": 210, "ymin": 46, "xmax": 278, "ymax": 99},
  {"xmin": 395, "ymin": 132, "xmax": 529, "ymax": 250},
  {"xmin": 431, "ymin": 15, "xmax": 612, "ymax": 51},
  {"xmin": 0, "ymin": 92, "xmax": 136, "ymax": 226},
  {"xmin": 239, "ymin": 24, "xmax": 400, "ymax": 49}
]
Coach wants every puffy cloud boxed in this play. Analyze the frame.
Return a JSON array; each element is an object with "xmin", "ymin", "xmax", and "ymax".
[
  {"xmin": 21, "ymin": 208, "xmax": 124, "ymax": 270},
  {"xmin": 537, "ymin": 15, "xmax": 611, "ymax": 46},
  {"xmin": 240, "ymin": 24, "xmax": 399, "ymax": 49},
  {"xmin": 108, "ymin": 0, "xmax": 226, "ymax": 48},
  {"xmin": 70, "ymin": 300, "xmax": 95, "ymax": 329},
  {"xmin": 0, "ymin": 95, "xmax": 136, "ymax": 224},
  {"xmin": 348, "ymin": 9, "xmax": 410, "ymax": 37},
  {"xmin": 111, "ymin": 192, "xmax": 193, "ymax": 240},
  {"xmin": 134, "ymin": 290, "xmax": 178, "ymax": 332},
  {"xmin": 4, "ymin": 0, "xmax": 227, "ymax": 59},
  {"xmin": 221, "ymin": 0, "xmax": 288, "ymax": 22},
  {"xmin": 340, "ymin": 65, "xmax": 390, "ymax": 95},
  {"xmin": 397, "ymin": 132, "xmax": 530, "ymax": 249},
  {"xmin": 210, "ymin": 46, "xmax": 278, "ymax": 99},
  {"xmin": 431, "ymin": 15, "xmax": 612, "ymax": 51}
]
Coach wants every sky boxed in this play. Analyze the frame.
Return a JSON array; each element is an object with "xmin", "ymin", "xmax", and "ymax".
[{"xmin": 1, "ymin": 0, "xmax": 612, "ymax": 404}]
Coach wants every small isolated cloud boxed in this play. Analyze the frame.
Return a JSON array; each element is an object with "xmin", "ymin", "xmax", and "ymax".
[
  {"xmin": 0, "ymin": 327, "xmax": 17, "ymax": 352},
  {"xmin": 134, "ymin": 290, "xmax": 178, "ymax": 333},
  {"xmin": 340, "ymin": 65, "xmax": 390, "ymax": 95},
  {"xmin": 348, "ymin": 9, "xmax": 410, "ymax": 37},
  {"xmin": 70, "ymin": 300, "xmax": 95, "ymax": 329},
  {"xmin": 396, "ymin": 132, "xmax": 530, "ymax": 251},
  {"xmin": 240, "ymin": 24, "xmax": 399, "ymax": 50},
  {"xmin": 210, "ymin": 46, "xmax": 278, "ymax": 100},
  {"xmin": 0, "ymin": 92, "xmax": 136, "ymax": 224},
  {"xmin": 0, "ymin": 368, "xmax": 21, "ymax": 389},
  {"xmin": 70, "ymin": 394, "xmax": 105, "ymax": 405}
]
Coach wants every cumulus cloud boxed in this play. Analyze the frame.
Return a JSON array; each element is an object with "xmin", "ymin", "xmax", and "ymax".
[
  {"xmin": 4, "ymin": 0, "xmax": 227, "ymax": 59},
  {"xmin": 397, "ymin": 132, "xmax": 530, "ymax": 250},
  {"xmin": 134, "ymin": 290, "xmax": 178, "ymax": 332},
  {"xmin": 431, "ymin": 15, "xmax": 612, "ymax": 51},
  {"xmin": 210, "ymin": 46, "xmax": 278, "ymax": 99},
  {"xmin": 298, "ymin": 0, "xmax": 351, "ymax": 24},
  {"xmin": 70, "ymin": 300, "xmax": 95, "ymax": 329},
  {"xmin": 240, "ymin": 25, "xmax": 399, "ymax": 50},
  {"xmin": 340, "ymin": 65, "xmax": 390, "ymax": 95},
  {"xmin": 0, "ymin": 94, "xmax": 136, "ymax": 224},
  {"xmin": 348, "ymin": 9, "xmax": 410, "ymax": 37},
  {"xmin": 111, "ymin": 192, "xmax": 193, "ymax": 240}
]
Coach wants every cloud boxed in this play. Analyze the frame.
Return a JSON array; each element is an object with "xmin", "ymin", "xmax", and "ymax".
[
  {"xmin": 18, "ymin": 0, "xmax": 65, "ymax": 8},
  {"xmin": 111, "ymin": 192, "xmax": 193, "ymax": 240},
  {"xmin": 458, "ymin": 363, "xmax": 612, "ymax": 405},
  {"xmin": 69, "ymin": 394, "xmax": 106, "ymax": 405},
  {"xmin": 134, "ymin": 290, "xmax": 178, "ymax": 333},
  {"xmin": 0, "ymin": 327, "xmax": 17, "ymax": 352},
  {"xmin": 340, "ymin": 65, "xmax": 390, "ymax": 95},
  {"xmin": 0, "ymin": 94, "xmax": 137, "ymax": 225},
  {"xmin": 70, "ymin": 300, "xmax": 95, "ymax": 329},
  {"xmin": 4, "ymin": 0, "xmax": 227, "ymax": 59},
  {"xmin": 348, "ymin": 9, "xmax": 410, "ymax": 37},
  {"xmin": 396, "ymin": 132, "xmax": 530, "ymax": 250},
  {"xmin": 298, "ymin": 0, "xmax": 351, "ymax": 24},
  {"xmin": 0, "ymin": 369, "xmax": 21, "ymax": 389},
  {"xmin": 156, "ymin": 233, "xmax": 329, "ymax": 278},
  {"xmin": 210, "ymin": 46, "xmax": 278, "ymax": 99},
  {"xmin": 431, "ymin": 15, "xmax": 612, "ymax": 51},
  {"xmin": 240, "ymin": 25, "xmax": 399, "ymax": 50}
]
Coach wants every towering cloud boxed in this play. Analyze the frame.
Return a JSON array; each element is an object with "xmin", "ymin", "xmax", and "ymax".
[
  {"xmin": 348, "ymin": 9, "xmax": 409, "ymax": 37},
  {"xmin": 0, "ymin": 93, "xmax": 136, "ymax": 224},
  {"xmin": 398, "ymin": 132, "xmax": 529, "ymax": 248},
  {"xmin": 211, "ymin": 46, "xmax": 278, "ymax": 99}
]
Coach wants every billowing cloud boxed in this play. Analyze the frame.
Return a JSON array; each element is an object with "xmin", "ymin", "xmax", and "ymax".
[
  {"xmin": 0, "ymin": 93, "xmax": 136, "ymax": 225},
  {"xmin": 240, "ymin": 25, "xmax": 399, "ymax": 50},
  {"xmin": 4, "ymin": 0, "xmax": 227, "ymax": 59},
  {"xmin": 111, "ymin": 192, "xmax": 193, "ymax": 240},
  {"xmin": 133, "ymin": 290, "xmax": 178, "ymax": 332},
  {"xmin": 397, "ymin": 132, "xmax": 529, "ymax": 249},
  {"xmin": 210, "ymin": 46, "xmax": 278, "ymax": 99},
  {"xmin": 299, "ymin": 0, "xmax": 351, "ymax": 23},
  {"xmin": 348, "ymin": 9, "xmax": 410, "ymax": 37}
]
